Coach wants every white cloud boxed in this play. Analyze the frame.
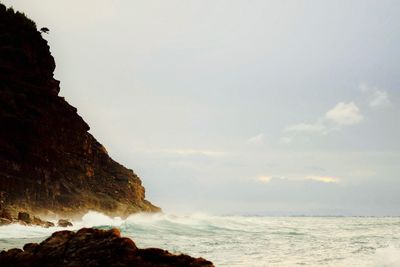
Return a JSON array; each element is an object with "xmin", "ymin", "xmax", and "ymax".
[
  {"xmin": 257, "ymin": 175, "xmax": 340, "ymax": 184},
  {"xmin": 305, "ymin": 176, "xmax": 340, "ymax": 183},
  {"xmin": 283, "ymin": 102, "xmax": 363, "ymax": 141},
  {"xmin": 283, "ymin": 84, "xmax": 388, "ymax": 142},
  {"xmin": 360, "ymin": 82, "xmax": 390, "ymax": 108},
  {"xmin": 325, "ymin": 102, "xmax": 363, "ymax": 125},
  {"xmin": 370, "ymin": 90, "xmax": 389, "ymax": 107},
  {"xmin": 246, "ymin": 133, "xmax": 265, "ymax": 145},
  {"xmin": 285, "ymin": 121, "xmax": 327, "ymax": 134}
]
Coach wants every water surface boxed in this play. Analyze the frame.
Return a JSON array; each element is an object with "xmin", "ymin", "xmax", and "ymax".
[{"xmin": 1, "ymin": 212, "xmax": 399, "ymax": 266}]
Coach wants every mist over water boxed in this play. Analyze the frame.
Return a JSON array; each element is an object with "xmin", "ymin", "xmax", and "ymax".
[{"xmin": 1, "ymin": 211, "xmax": 400, "ymax": 266}]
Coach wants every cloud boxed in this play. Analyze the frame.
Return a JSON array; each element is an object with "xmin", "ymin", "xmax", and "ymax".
[
  {"xmin": 283, "ymin": 102, "xmax": 363, "ymax": 142},
  {"xmin": 305, "ymin": 176, "xmax": 340, "ymax": 183},
  {"xmin": 160, "ymin": 149, "xmax": 228, "ymax": 157},
  {"xmin": 349, "ymin": 169, "xmax": 376, "ymax": 178},
  {"xmin": 285, "ymin": 121, "xmax": 327, "ymax": 134},
  {"xmin": 284, "ymin": 83, "xmax": 390, "ymax": 142},
  {"xmin": 246, "ymin": 133, "xmax": 265, "ymax": 145},
  {"xmin": 256, "ymin": 175, "xmax": 340, "ymax": 184},
  {"xmin": 280, "ymin": 136, "xmax": 293, "ymax": 144},
  {"xmin": 370, "ymin": 90, "xmax": 389, "ymax": 107},
  {"xmin": 257, "ymin": 176, "xmax": 273, "ymax": 183},
  {"xmin": 325, "ymin": 102, "xmax": 363, "ymax": 125},
  {"xmin": 359, "ymin": 82, "xmax": 390, "ymax": 108}
]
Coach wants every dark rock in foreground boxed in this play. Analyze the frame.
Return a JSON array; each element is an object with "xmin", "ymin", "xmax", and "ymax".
[
  {"xmin": 0, "ymin": 228, "xmax": 214, "ymax": 267},
  {"xmin": 0, "ymin": 3, "xmax": 160, "ymax": 217}
]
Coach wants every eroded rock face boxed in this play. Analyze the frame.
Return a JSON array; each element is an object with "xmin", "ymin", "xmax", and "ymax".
[
  {"xmin": 0, "ymin": 4, "xmax": 160, "ymax": 217},
  {"xmin": 0, "ymin": 228, "xmax": 214, "ymax": 267}
]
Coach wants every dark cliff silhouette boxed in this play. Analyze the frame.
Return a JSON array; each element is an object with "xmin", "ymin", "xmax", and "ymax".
[{"xmin": 0, "ymin": 3, "xmax": 160, "ymax": 217}]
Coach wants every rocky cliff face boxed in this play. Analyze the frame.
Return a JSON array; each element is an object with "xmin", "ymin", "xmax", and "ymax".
[{"xmin": 0, "ymin": 4, "xmax": 160, "ymax": 217}]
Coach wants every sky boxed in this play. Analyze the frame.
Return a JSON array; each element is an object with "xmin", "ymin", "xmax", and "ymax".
[{"xmin": 4, "ymin": 0, "xmax": 400, "ymax": 215}]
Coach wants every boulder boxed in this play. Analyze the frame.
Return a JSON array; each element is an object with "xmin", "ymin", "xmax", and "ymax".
[
  {"xmin": 32, "ymin": 216, "xmax": 55, "ymax": 228},
  {"xmin": 57, "ymin": 219, "xmax": 73, "ymax": 227},
  {"xmin": 0, "ymin": 228, "xmax": 214, "ymax": 267},
  {"xmin": 17, "ymin": 212, "xmax": 31, "ymax": 224},
  {"xmin": 43, "ymin": 221, "xmax": 55, "ymax": 228},
  {"xmin": 0, "ymin": 209, "xmax": 13, "ymax": 225},
  {"xmin": 0, "ymin": 218, "xmax": 12, "ymax": 225},
  {"xmin": 0, "ymin": 210, "xmax": 12, "ymax": 221}
]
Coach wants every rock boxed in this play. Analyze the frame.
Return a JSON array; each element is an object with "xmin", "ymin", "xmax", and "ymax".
[
  {"xmin": 0, "ymin": 228, "xmax": 214, "ymax": 267},
  {"xmin": 43, "ymin": 221, "xmax": 55, "ymax": 228},
  {"xmin": 17, "ymin": 212, "xmax": 31, "ymax": 224},
  {"xmin": 0, "ymin": 210, "xmax": 12, "ymax": 221},
  {"xmin": 0, "ymin": 217, "xmax": 12, "ymax": 225},
  {"xmin": 0, "ymin": 210, "xmax": 54, "ymax": 227},
  {"xmin": 0, "ymin": 209, "xmax": 13, "ymax": 225},
  {"xmin": 32, "ymin": 216, "xmax": 55, "ymax": 228},
  {"xmin": 57, "ymin": 219, "xmax": 72, "ymax": 227},
  {"xmin": 23, "ymin": 243, "xmax": 39, "ymax": 253},
  {"xmin": 0, "ymin": 3, "xmax": 160, "ymax": 217}
]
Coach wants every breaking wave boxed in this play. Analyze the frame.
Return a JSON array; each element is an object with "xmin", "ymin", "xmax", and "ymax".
[{"xmin": 1, "ymin": 211, "xmax": 400, "ymax": 266}]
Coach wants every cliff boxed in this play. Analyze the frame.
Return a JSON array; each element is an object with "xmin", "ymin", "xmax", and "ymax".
[
  {"xmin": 0, "ymin": 228, "xmax": 214, "ymax": 267},
  {"xmin": 0, "ymin": 4, "xmax": 160, "ymax": 217}
]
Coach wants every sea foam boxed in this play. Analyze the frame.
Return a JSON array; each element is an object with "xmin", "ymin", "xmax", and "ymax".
[{"xmin": 1, "ymin": 211, "xmax": 400, "ymax": 266}]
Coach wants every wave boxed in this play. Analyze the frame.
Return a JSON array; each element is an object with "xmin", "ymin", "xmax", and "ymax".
[
  {"xmin": 1, "ymin": 211, "xmax": 400, "ymax": 266},
  {"xmin": 0, "ymin": 211, "xmax": 232, "ymax": 239},
  {"xmin": 372, "ymin": 245, "xmax": 400, "ymax": 267}
]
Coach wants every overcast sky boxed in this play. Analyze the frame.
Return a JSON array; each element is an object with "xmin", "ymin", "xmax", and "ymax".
[{"xmin": 5, "ymin": 0, "xmax": 400, "ymax": 215}]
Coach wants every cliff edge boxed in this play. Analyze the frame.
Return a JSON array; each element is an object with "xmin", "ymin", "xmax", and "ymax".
[{"xmin": 0, "ymin": 4, "xmax": 160, "ymax": 217}]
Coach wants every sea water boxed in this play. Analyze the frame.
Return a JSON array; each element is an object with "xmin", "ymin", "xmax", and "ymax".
[{"xmin": 0, "ymin": 211, "xmax": 399, "ymax": 267}]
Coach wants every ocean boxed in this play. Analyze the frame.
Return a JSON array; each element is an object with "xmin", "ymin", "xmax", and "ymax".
[{"xmin": 1, "ymin": 211, "xmax": 399, "ymax": 266}]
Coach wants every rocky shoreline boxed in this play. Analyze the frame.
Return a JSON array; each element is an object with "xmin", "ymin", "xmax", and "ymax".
[
  {"xmin": 0, "ymin": 3, "xmax": 214, "ymax": 266},
  {"xmin": 0, "ymin": 227, "xmax": 214, "ymax": 267},
  {"xmin": 0, "ymin": 209, "xmax": 74, "ymax": 228}
]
